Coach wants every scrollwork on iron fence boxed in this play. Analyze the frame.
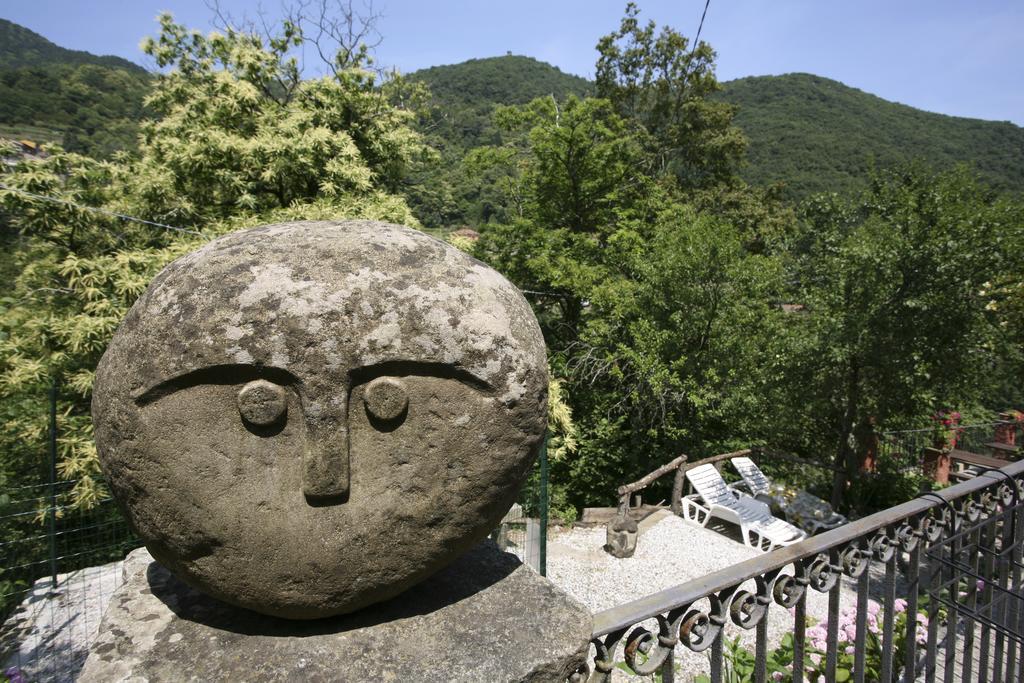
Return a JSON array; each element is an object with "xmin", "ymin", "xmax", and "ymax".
[{"xmin": 572, "ymin": 460, "xmax": 1024, "ymax": 683}]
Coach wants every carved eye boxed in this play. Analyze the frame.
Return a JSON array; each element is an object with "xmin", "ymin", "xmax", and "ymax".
[
  {"xmin": 237, "ymin": 380, "xmax": 288, "ymax": 427},
  {"xmin": 363, "ymin": 377, "xmax": 408, "ymax": 423}
]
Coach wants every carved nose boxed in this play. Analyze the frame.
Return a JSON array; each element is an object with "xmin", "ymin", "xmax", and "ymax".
[{"xmin": 303, "ymin": 424, "xmax": 349, "ymax": 501}]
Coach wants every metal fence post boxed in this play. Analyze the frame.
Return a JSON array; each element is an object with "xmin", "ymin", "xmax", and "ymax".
[
  {"xmin": 539, "ymin": 433, "xmax": 548, "ymax": 577},
  {"xmin": 48, "ymin": 378, "xmax": 59, "ymax": 590}
]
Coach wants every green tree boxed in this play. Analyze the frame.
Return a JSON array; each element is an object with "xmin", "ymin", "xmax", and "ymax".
[
  {"xmin": 474, "ymin": 95, "xmax": 653, "ymax": 345},
  {"xmin": 592, "ymin": 3, "xmax": 795, "ymax": 255},
  {"xmin": 474, "ymin": 93, "xmax": 785, "ymax": 505},
  {"xmin": 595, "ymin": 2, "xmax": 746, "ymax": 189},
  {"xmin": 0, "ymin": 14, "xmax": 429, "ymax": 503},
  {"xmin": 778, "ymin": 165, "xmax": 1022, "ymax": 505},
  {"xmin": 463, "ymin": 4, "xmax": 803, "ymax": 506},
  {"xmin": 134, "ymin": 14, "xmax": 427, "ymax": 223}
]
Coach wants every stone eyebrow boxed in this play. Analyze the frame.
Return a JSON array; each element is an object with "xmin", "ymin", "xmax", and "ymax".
[
  {"xmin": 348, "ymin": 360, "xmax": 493, "ymax": 393},
  {"xmin": 133, "ymin": 364, "xmax": 300, "ymax": 405}
]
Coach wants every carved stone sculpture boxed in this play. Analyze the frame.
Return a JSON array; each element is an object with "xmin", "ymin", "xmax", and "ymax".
[{"xmin": 92, "ymin": 220, "xmax": 548, "ymax": 619}]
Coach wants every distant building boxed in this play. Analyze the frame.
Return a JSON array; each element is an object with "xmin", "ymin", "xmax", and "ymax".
[
  {"xmin": 1, "ymin": 137, "xmax": 48, "ymax": 168},
  {"xmin": 451, "ymin": 227, "xmax": 481, "ymax": 242}
]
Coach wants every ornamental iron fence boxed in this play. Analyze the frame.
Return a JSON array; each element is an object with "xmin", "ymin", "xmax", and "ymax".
[{"xmin": 571, "ymin": 458, "xmax": 1024, "ymax": 683}]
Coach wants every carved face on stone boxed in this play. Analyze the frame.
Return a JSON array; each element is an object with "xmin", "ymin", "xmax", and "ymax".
[{"xmin": 92, "ymin": 220, "xmax": 548, "ymax": 619}]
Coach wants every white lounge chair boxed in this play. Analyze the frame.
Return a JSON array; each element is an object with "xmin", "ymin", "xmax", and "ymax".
[
  {"xmin": 680, "ymin": 464, "xmax": 807, "ymax": 551},
  {"xmin": 730, "ymin": 456, "xmax": 847, "ymax": 534},
  {"xmin": 730, "ymin": 456, "xmax": 772, "ymax": 496}
]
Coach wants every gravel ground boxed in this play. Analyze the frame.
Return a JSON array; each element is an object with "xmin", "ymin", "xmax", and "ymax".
[
  {"xmin": 547, "ymin": 513, "xmax": 867, "ymax": 682},
  {"xmin": 1, "ymin": 560, "xmax": 124, "ymax": 683}
]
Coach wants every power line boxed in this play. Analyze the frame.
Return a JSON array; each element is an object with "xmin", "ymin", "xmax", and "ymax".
[
  {"xmin": 693, "ymin": 0, "xmax": 712, "ymax": 50},
  {"xmin": 1, "ymin": 183, "xmax": 569, "ymax": 301},
  {"xmin": 0, "ymin": 183, "xmax": 204, "ymax": 237}
]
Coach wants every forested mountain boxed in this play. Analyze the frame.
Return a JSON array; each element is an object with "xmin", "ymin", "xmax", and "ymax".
[
  {"xmin": 719, "ymin": 73, "xmax": 1024, "ymax": 199},
  {"xmin": 0, "ymin": 18, "xmax": 144, "ymax": 72},
  {"xmin": 3, "ymin": 17, "xmax": 1020, "ymax": 201},
  {"xmin": 411, "ymin": 55, "xmax": 591, "ymax": 109},
  {"xmin": 408, "ymin": 56, "xmax": 1024, "ymax": 205},
  {"xmin": 0, "ymin": 19, "xmax": 149, "ymax": 157},
  {"xmin": 409, "ymin": 55, "xmax": 592, "ymax": 152},
  {"xmin": 403, "ymin": 56, "xmax": 593, "ymax": 227}
]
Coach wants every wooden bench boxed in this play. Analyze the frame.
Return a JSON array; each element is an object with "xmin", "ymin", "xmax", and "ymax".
[
  {"xmin": 985, "ymin": 441, "xmax": 1020, "ymax": 458},
  {"xmin": 949, "ymin": 449, "xmax": 1010, "ymax": 480}
]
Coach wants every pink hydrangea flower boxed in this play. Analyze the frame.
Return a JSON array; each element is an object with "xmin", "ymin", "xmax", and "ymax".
[{"xmin": 894, "ymin": 598, "xmax": 907, "ymax": 613}]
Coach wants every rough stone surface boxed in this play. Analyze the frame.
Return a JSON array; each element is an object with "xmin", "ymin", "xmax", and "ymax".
[
  {"xmin": 603, "ymin": 512, "xmax": 638, "ymax": 558},
  {"xmin": 79, "ymin": 545, "xmax": 591, "ymax": 683},
  {"xmin": 1, "ymin": 560, "xmax": 124, "ymax": 682},
  {"xmin": 92, "ymin": 220, "xmax": 548, "ymax": 619}
]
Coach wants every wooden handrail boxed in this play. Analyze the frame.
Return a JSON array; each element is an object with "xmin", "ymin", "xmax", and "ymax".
[
  {"xmin": 616, "ymin": 446, "xmax": 838, "ymax": 513},
  {"xmin": 675, "ymin": 448, "xmax": 754, "ymax": 474},
  {"xmin": 617, "ymin": 453, "xmax": 689, "ymax": 497}
]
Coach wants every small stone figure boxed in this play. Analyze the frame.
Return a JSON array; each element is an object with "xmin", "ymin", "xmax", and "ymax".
[
  {"xmin": 92, "ymin": 220, "xmax": 548, "ymax": 619},
  {"xmin": 604, "ymin": 503, "xmax": 638, "ymax": 558}
]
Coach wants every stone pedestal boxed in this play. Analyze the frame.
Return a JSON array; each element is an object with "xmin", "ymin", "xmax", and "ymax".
[{"xmin": 80, "ymin": 542, "xmax": 591, "ymax": 683}]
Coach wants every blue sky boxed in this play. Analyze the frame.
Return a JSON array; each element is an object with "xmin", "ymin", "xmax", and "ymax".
[{"xmin": 4, "ymin": 0, "xmax": 1023, "ymax": 125}]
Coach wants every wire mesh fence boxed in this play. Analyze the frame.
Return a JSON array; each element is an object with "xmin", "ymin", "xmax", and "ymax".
[
  {"xmin": 0, "ymin": 452, "xmax": 548, "ymax": 682},
  {"xmin": 492, "ymin": 440, "xmax": 549, "ymax": 575},
  {"xmin": 0, "ymin": 480, "xmax": 140, "ymax": 682}
]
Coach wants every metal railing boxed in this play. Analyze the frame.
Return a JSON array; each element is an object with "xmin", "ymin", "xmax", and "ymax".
[
  {"xmin": 570, "ymin": 458, "xmax": 1024, "ymax": 682},
  {"xmin": 881, "ymin": 421, "xmax": 1021, "ymax": 472}
]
